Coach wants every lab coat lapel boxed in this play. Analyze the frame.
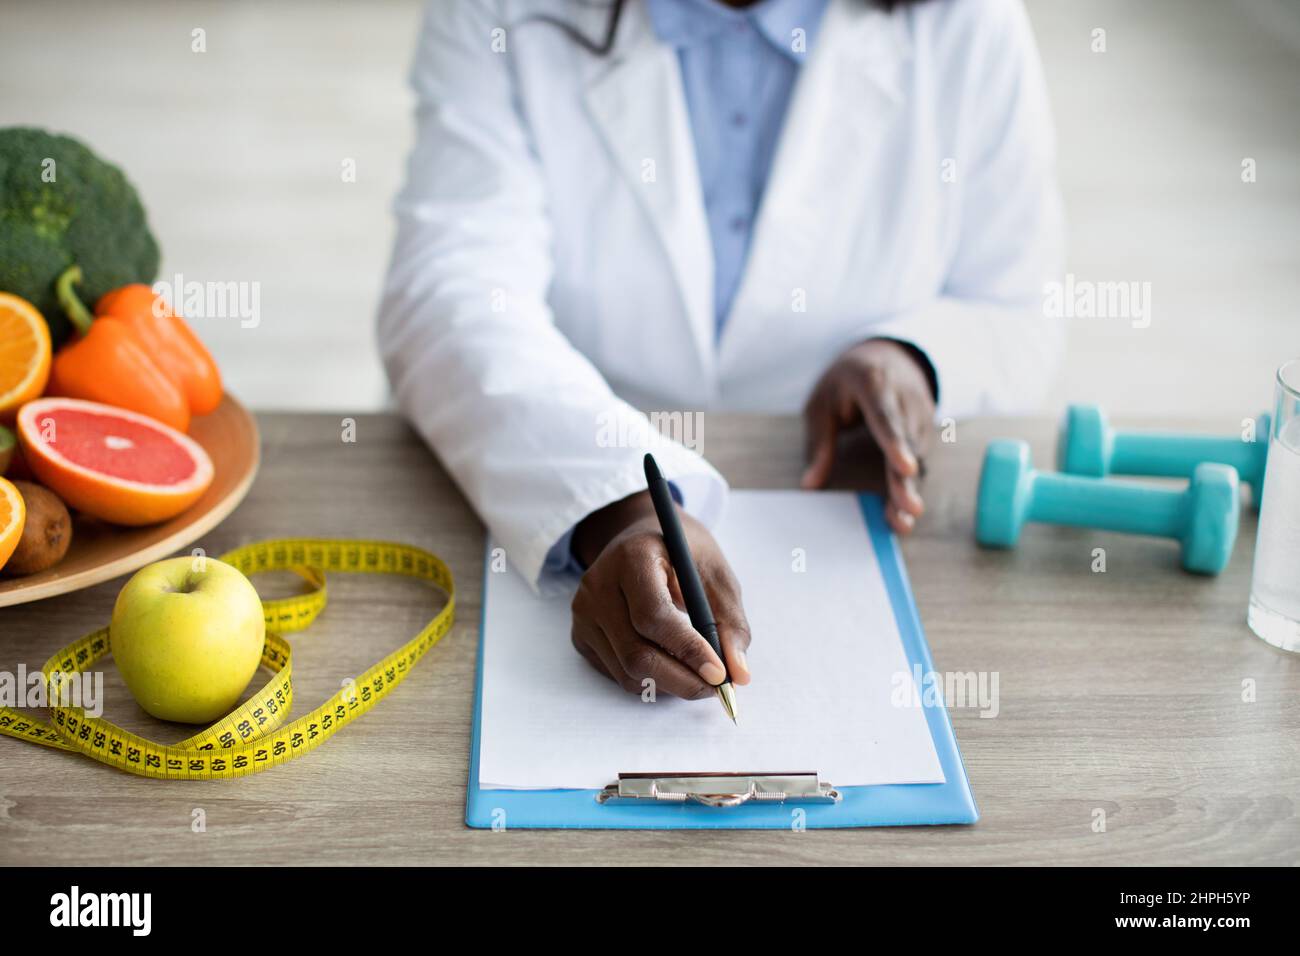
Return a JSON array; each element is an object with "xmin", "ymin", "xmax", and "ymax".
[
  {"xmin": 719, "ymin": 0, "xmax": 914, "ymax": 374},
  {"xmin": 584, "ymin": 5, "xmax": 716, "ymax": 384}
]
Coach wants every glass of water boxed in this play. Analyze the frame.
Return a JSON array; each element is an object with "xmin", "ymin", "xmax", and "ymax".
[{"xmin": 1248, "ymin": 358, "xmax": 1300, "ymax": 651}]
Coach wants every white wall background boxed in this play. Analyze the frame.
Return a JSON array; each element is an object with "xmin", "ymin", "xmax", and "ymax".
[{"xmin": 1, "ymin": 0, "xmax": 1296, "ymax": 417}]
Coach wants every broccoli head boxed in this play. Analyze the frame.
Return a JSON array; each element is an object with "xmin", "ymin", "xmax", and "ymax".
[{"xmin": 0, "ymin": 127, "xmax": 160, "ymax": 346}]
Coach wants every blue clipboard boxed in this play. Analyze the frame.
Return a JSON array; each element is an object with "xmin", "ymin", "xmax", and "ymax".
[{"xmin": 466, "ymin": 494, "xmax": 978, "ymax": 829}]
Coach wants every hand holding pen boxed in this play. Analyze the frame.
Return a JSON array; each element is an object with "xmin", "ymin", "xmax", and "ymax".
[{"xmin": 569, "ymin": 459, "xmax": 751, "ymax": 713}]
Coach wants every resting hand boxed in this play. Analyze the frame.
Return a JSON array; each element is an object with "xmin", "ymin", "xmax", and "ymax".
[{"xmin": 801, "ymin": 338, "xmax": 936, "ymax": 535}]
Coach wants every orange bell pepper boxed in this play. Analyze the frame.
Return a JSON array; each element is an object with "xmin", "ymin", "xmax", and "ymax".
[
  {"xmin": 96, "ymin": 284, "xmax": 223, "ymax": 416},
  {"xmin": 47, "ymin": 267, "xmax": 192, "ymax": 432}
]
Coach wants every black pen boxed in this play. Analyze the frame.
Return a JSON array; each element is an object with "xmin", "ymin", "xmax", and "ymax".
[{"xmin": 643, "ymin": 453, "xmax": 738, "ymax": 724}]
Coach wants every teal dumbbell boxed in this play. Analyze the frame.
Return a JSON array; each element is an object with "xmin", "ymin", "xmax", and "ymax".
[
  {"xmin": 977, "ymin": 439, "xmax": 1239, "ymax": 574},
  {"xmin": 1057, "ymin": 404, "xmax": 1269, "ymax": 503}
]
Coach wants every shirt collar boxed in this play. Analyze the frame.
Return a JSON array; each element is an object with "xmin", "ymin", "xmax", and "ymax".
[{"xmin": 646, "ymin": 0, "xmax": 827, "ymax": 62}]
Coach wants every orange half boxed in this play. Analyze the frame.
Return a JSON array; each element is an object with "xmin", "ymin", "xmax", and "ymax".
[
  {"xmin": 0, "ymin": 293, "xmax": 52, "ymax": 422},
  {"xmin": 0, "ymin": 476, "xmax": 25, "ymax": 571}
]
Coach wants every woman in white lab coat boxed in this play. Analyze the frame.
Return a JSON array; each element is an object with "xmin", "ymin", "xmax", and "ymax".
[{"xmin": 379, "ymin": 0, "xmax": 1063, "ymax": 700}]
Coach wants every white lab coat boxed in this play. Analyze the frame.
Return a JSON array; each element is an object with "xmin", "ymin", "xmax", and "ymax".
[{"xmin": 378, "ymin": 0, "xmax": 1064, "ymax": 587}]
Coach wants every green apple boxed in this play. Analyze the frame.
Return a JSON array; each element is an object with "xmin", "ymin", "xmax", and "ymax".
[{"xmin": 110, "ymin": 556, "xmax": 265, "ymax": 724}]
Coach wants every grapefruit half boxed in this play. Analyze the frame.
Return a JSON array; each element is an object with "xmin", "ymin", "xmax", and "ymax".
[{"xmin": 17, "ymin": 398, "xmax": 214, "ymax": 526}]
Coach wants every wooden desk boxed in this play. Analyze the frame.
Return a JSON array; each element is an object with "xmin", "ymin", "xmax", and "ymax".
[{"xmin": 2, "ymin": 413, "xmax": 1296, "ymax": 865}]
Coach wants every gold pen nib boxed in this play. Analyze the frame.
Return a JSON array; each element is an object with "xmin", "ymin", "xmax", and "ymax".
[{"xmin": 716, "ymin": 681, "xmax": 738, "ymax": 725}]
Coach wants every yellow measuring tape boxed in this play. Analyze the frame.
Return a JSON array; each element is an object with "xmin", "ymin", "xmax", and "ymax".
[{"xmin": 0, "ymin": 538, "xmax": 454, "ymax": 779}]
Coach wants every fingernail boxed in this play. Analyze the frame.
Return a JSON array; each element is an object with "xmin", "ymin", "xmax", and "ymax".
[
  {"xmin": 701, "ymin": 661, "xmax": 726, "ymax": 685},
  {"xmin": 896, "ymin": 510, "xmax": 915, "ymax": 530},
  {"xmin": 734, "ymin": 650, "xmax": 749, "ymax": 679}
]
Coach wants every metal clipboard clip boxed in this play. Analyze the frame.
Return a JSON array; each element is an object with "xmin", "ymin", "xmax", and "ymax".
[{"xmin": 596, "ymin": 772, "xmax": 841, "ymax": 808}]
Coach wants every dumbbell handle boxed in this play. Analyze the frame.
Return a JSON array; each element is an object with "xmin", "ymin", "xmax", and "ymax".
[
  {"xmin": 1028, "ymin": 471, "xmax": 1187, "ymax": 538},
  {"xmin": 1109, "ymin": 431, "xmax": 1264, "ymax": 485}
]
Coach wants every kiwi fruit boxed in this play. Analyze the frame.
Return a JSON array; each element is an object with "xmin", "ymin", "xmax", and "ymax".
[
  {"xmin": 5, "ymin": 480, "xmax": 72, "ymax": 575},
  {"xmin": 0, "ymin": 425, "xmax": 13, "ymax": 476}
]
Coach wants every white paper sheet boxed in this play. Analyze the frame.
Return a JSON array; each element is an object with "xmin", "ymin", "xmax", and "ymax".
[{"xmin": 478, "ymin": 491, "xmax": 944, "ymax": 790}]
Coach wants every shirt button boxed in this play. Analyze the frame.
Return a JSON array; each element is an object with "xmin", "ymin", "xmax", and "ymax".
[
  {"xmin": 729, "ymin": 215, "xmax": 747, "ymax": 233},
  {"xmin": 730, "ymin": 112, "xmax": 748, "ymax": 129}
]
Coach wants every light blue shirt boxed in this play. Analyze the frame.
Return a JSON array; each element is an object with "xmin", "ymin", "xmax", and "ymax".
[{"xmin": 647, "ymin": 0, "xmax": 828, "ymax": 336}]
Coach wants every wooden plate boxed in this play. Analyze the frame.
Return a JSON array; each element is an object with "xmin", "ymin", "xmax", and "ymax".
[{"xmin": 0, "ymin": 395, "xmax": 260, "ymax": 607}]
